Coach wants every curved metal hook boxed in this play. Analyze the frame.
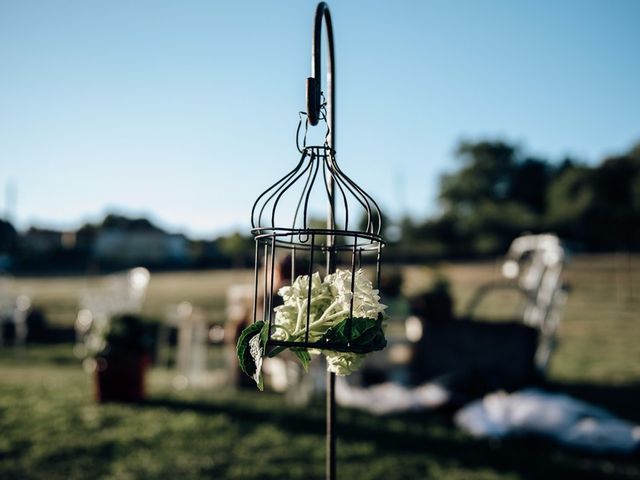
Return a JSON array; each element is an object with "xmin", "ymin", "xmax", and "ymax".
[{"xmin": 306, "ymin": 1, "xmax": 335, "ymax": 151}]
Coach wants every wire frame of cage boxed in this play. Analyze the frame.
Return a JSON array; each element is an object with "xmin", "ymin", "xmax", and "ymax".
[{"xmin": 251, "ymin": 145, "xmax": 385, "ymax": 354}]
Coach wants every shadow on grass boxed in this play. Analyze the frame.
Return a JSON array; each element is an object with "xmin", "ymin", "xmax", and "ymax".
[
  {"xmin": 0, "ymin": 341, "xmax": 79, "ymax": 366},
  {"xmin": 143, "ymin": 387, "xmax": 640, "ymax": 480},
  {"xmin": 35, "ymin": 327, "xmax": 76, "ymax": 344}
]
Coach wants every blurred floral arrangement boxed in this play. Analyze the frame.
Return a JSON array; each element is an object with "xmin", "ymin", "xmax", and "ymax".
[
  {"xmin": 80, "ymin": 313, "xmax": 154, "ymax": 372},
  {"xmin": 237, "ymin": 269, "xmax": 387, "ymax": 390}
]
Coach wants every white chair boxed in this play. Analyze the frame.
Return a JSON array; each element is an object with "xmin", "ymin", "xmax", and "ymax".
[
  {"xmin": 74, "ymin": 267, "xmax": 150, "ymax": 356},
  {"xmin": 0, "ymin": 275, "xmax": 31, "ymax": 348},
  {"xmin": 464, "ymin": 234, "xmax": 569, "ymax": 372},
  {"xmin": 161, "ymin": 302, "xmax": 208, "ymax": 388},
  {"xmin": 77, "ymin": 267, "xmax": 150, "ymax": 318}
]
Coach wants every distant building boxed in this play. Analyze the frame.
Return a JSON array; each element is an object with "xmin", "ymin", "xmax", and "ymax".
[
  {"xmin": 21, "ymin": 228, "xmax": 63, "ymax": 255},
  {"xmin": 94, "ymin": 229, "xmax": 189, "ymax": 265}
]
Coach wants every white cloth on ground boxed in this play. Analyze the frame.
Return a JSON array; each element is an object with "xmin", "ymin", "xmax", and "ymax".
[
  {"xmin": 335, "ymin": 376, "xmax": 450, "ymax": 415},
  {"xmin": 455, "ymin": 388, "xmax": 640, "ymax": 454}
]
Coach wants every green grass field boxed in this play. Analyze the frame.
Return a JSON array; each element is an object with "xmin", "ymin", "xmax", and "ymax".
[{"xmin": 1, "ymin": 256, "xmax": 639, "ymax": 479}]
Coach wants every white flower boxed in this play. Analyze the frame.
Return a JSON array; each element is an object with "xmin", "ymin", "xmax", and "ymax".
[
  {"xmin": 325, "ymin": 350, "xmax": 364, "ymax": 376},
  {"xmin": 277, "ymin": 271, "xmax": 323, "ymax": 303},
  {"xmin": 325, "ymin": 269, "xmax": 387, "ymax": 320},
  {"xmin": 269, "ymin": 268, "xmax": 386, "ymax": 376}
]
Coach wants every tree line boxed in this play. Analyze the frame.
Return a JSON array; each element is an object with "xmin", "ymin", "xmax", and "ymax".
[
  {"xmin": 391, "ymin": 139, "xmax": 640, "ymax": 260},
  {"xmin": 1, "ymin": 138, "xmax": 638, "ymax": 273}
]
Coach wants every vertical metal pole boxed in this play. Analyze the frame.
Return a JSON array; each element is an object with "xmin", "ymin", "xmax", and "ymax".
[
  {"xmin": 326, "ymin": 370, "xmax": 336, "ymax": 480},
  {"xmin": 308, "ymin": 3, "xmax": 337, "ymax": 479}
]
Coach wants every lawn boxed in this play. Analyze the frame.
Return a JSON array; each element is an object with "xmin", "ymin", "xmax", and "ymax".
[{"xmin": 1, "ymin": 256, "xmax": 639, "ymax": 479}]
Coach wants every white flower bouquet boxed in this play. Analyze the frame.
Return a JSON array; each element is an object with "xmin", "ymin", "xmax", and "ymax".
[{"xmin": 237, "ymin": 268, "xmax": 387, "ymax": 389}]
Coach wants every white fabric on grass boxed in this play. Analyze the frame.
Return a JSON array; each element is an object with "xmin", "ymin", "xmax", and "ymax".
[
  {"xmin": 335, "ymin": 377, "xmax": 450, "ymax": 415},
  {"xmin": 455, "ymin": 389, "xmax": 640, "ymax": 454}
]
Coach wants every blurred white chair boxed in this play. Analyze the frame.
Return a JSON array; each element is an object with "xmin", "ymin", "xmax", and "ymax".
[
  {"xmin": 166, "ymin": 302, "xmax": 210, "ymax": 388},
  {"xmin": 159, "ymin": 301, "xmax": 230, "ymax": 390},
  {"xmin": 74, "ymin": 267, "xmax": 150, "ymax": 356},
  {"xmin": 77, "ymin": 267, "xmax": 150, "ymax": 318},
  {"xmin": 0, "ymin": 275, "xmax": 31, "ymax": 348},
  {"xmin": 464, "ymin": 233, "xmax": 569, "ymax": 372}
]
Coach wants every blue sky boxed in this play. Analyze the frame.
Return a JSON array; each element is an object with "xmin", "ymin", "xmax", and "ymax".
[{"xmin": 1, "ymin": 0, "xmax": 639, "ymax": 238}]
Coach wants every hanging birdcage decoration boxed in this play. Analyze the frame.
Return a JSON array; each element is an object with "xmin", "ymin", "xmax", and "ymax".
[
  {"xmin": 235, "ymin": 3, "xmax": 385, "ymax": 479},
  {"xmin": 238, "ymin": 110, "xmax": 387, "ymax": 385},
  {"xmin": 254, "ymin": 129, "xmax": 383, "ymax": 329}
]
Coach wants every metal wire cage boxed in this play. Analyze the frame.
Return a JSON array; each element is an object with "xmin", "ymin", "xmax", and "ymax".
[
  {"xmin": 247, "ymin": 4, "xmax": 382, "ymax": 478},
  {"xmin": 250, "ymin": 137, "xmax": 385, "ymax": 353}
]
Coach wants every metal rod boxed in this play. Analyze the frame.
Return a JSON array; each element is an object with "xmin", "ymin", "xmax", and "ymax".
[
  {"xmin": 307, "ymin": 3, "xmax": 335, "ymax": 141},
  {"xmin": 347, "ymin": 235, "xmax": 358, "ymax": 342},
  {"xmin": 252, "ymin": 241, "xmax": 259, "ymax": 323},
  {"xmin": 306, "ymin": 233, "xmax": 315, "ymax": 344},
  {"xmin": 327, "ymin": 370, "xmax": 336, "ymax": 480},
  {"xmin": 307, "ymin": 3, "xmax": 337, "ymax": 479},
  {"xmin": 262, "ymin": 242, "xmax": 268, "ymax": 320},
  {"xmin": 267, "ymin": 235, "xmax": 276, "ymax": 338}
]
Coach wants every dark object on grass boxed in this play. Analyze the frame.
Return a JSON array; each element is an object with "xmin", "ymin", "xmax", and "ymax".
[
  {"xmin": 409, "ymin": 281, "xmax": 455, "ymax": 324},
  {"xmin": 25, "ymin": 308, "xmax": 48, "ymax": 342},
  {"xmin": 1, "ymin": 315, "xmax": 16, "ymax": 342},
  {"xmin": 94, "ymin": 314, "xmax": 154, "ymax": 403},
  {"xmin": 411, "ymin": 319, "xmax": 539, "ymax": 397},
  {"xmin": 379, "ymin": 269, "xmax": 404, "ymax": 298},
  {"xmin": 21, "ymin": 308, "xmax": 76, "ymax": 344},
  {"xmin": 408, "ymin": 280, "xmax": 539, "ymax": 398},
  {"xmin": 95, "ymin": 354, "xmax": 149, "ymax": 403}
]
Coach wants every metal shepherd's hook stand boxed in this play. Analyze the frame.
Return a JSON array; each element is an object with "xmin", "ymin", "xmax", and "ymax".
[{"xmin": 306, "ymin": 3, "xmax": 337, "ymax": 479}]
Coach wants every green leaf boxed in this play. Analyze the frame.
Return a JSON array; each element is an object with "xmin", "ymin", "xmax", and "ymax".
[
  {"xmin": 321, "ymin": 317, "xmax": 387, "ymax": 354},
  {"xmin": 259, "ymin": 321, "xmax": 270, "ymax": 353},
  {"xmin": 236, "ymin": 321, "xmax": 265, "ymax": 377},
  {"xmin": 267, "ymin": 345, "xmax": 287, "ymax": 358},
  {"xmin": 291, "ymin": 348, "xmax": 311, "ymax": 371}
]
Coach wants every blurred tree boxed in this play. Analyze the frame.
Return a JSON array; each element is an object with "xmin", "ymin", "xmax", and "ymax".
[
  {"xmin": 509, "ymin": 157, "xmax": 552, "ymax": 214},
  {"xmin": 545, "ymin": 163, "xmax": 593, "ymax": 245},
  {"xmin": 357, "ymin": 209, "xmax": 391, "ymax": 238},
  {"xmin": 440, "ymin": 141, "xmax": 518, "ymax": 208},
  {"xmin": 101, "ymin": 214, "xmax": 164, "ymax": 232},
  {"xmin": 215, "ymin": 232, "xmax": 254, "ymax": 268},
  {"xmin": 395, "ymin": 139, "xmax": 640, "ymax": 258},
  {"xmin": 590, "ymin": 151, "xmax": 640, "ymax": 249},
  {"xmin": 0, "ymin": 219, "xmax": 18, "ymax": 270},
  {"xmin": 0, "ymin": 218, "xmax": 18, "ymax": 254},
  {"xmin": 545, "ymin": 144, "xmax": 640, "ymax": 251},
  {"xmin": 434, "ymin": 141, "xmax": 550, "ymax": 255}
]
